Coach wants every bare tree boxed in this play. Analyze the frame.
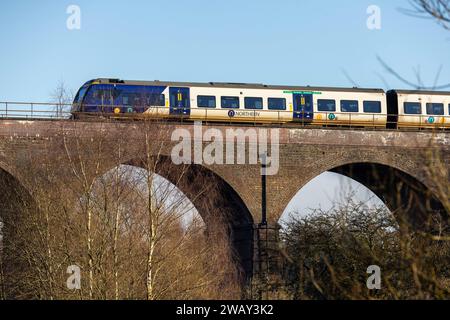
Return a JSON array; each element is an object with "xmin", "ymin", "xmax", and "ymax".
[
  {"xmin": 0, "ymin": 218, "xmax": 4, "ymax": 300},
  {"xmin": 51, "ymin": 80, "xmax": 73, "ymax": 118},
  {"xmin": 402, "ymin": 0, "xmax": 450, "ymax": 30},
  {"xmin": 280, "ymin": 198, "xmax": 450, "ymax": 299},
  {"xmin": 0, "ymin": 117, "xmax": 241, "ymax": 300},
  {"xmin": 376, "ymin": 1, "xmax": 450, "ymax": 89},
  {"xmin": 376, "ymin": 56, "xmax": 450, "ymax": 90}
]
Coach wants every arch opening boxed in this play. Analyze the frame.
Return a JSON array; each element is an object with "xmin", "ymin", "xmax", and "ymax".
[
  {"xmin": 278, "ymin": 161, "xmax": 450, "ymax": 299},
  {"xmin": 280, "ymin": 171, "xmax": 389, "ymax": 227},
  {"xmin": 98, "ymin": 156, "xmax": 255, "ymax": 282},
  {"xmin": 281, "ymin": 162, "xmax": 448, "ymax": 232}
]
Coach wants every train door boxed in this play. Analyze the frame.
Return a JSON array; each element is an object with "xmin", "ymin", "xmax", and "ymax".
[
  {"xmin": 169, "ymin": 87, "xmax": 190, "ymax": 116},
  {"xmin": 293, "ymin": 93, "xmax": 313, "ymax": 121}
]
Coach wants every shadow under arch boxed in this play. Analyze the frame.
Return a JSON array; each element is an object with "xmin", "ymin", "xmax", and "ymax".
[
  {"xmin": 0, "ymin": 166, "xmax": 37, "ymax": 299},
  {"xmin": 118, "ymin": 155, "xmax": 255, "ymax": 281},
  {"xmin": 0, "ymin": 166, "xmax": 34, "ymax": 217},
  {"xmin": 328, "ymin": 162, "xmax": 448, "ymax": 230}
]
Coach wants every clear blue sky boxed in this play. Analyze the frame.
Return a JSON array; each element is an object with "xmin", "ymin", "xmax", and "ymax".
[
  {"xmin": 0, "ymin": 0, "xmax": 449, "ymax": 101},
  {"xmin": 0, "ymin": 0, "xmax": 447, "ymax": 218}
]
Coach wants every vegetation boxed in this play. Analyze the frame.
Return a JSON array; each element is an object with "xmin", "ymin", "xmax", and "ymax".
[
  {"xmin": 0, "ymin": 121, "xmax": 240, "ymax": 300},
  {"xmin": 270, "ymin": 199, "xmax": 450, "ymax": 300}
]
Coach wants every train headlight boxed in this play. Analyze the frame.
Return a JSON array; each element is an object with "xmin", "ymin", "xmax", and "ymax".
[{"xmin": 114, "ymin": 107, "xmax": 121, "ymax": 114}]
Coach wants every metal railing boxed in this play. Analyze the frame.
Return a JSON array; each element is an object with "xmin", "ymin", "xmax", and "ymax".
[
  {"xmin": 0, "ymin": 102, "xmax": 73, "ymax": 119},
  {"xmin": 0, "ymin": 102, "xmax": 449, "ymax": 130}
]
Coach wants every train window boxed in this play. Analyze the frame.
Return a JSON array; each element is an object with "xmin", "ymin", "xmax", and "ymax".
[
  {"xmin": 340, "ymin": 100, "xmax": 359, "ymax": 112},
  {"xmin": 84, "ymin": 84, "xmax": 118, "ymax": 105},
  {"xmin": 426, "ymin": 103, "xmax": 444, "ymax": 115},
  {"xmin": 147, "ymin": 93, "xmax": 165, "ymax": 106},
  {"xmin": 75, "ymin": 86, "xmax": 88, "ymax": 103},
  {"xmin": 318, "ymin": 99, "xmax": 336, "ymax": 112},
  {"xmin": 404, "ymin": 102, "xmax": 422, "ymax": 114},
  {"xmin": 93, "ymin": 89, "xmax": 105, "ymax": 100},
  {"xmin": 197, "ymin": 95, "xmax": 216, "ymax": 108},
  {"xmin": 112, "ymin": 87, "xmax": 122, "ymax": 99},
  {"xmin": 244, "ymin": 97, "xmax": 263, "ymax": 109},
  {"xmin": 123, "ymin": 94, "xmax": 140, "ymax": 106},
  {"xmin": 268, "ymin": 98, "xmax": 286, "ymax": 110},
  {"xmin": 363, "ymin": 101, "xmax": 382, "ymax": 113},
  {"xmin": 221, "ymin": 96, "xmax": 240, "ymax": 109}
]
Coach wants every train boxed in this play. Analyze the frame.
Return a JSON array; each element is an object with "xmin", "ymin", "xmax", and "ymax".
[{"xmin": 71, "ymin": 78, "xmax": 450, "ymax": 129}]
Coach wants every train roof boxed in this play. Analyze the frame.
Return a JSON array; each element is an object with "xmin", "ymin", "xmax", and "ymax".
[
  {"xmin": 86, "ymin": 78, "xmax": 385, "ymax": 93},
  {"xmin": 388, "ymin": 89, "xmax": 450, "ymax": 96}
]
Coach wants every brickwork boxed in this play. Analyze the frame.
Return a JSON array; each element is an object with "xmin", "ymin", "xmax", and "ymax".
[{"xmin": 0, "ymin": 120, "xmax": 448, "ymax": 277}]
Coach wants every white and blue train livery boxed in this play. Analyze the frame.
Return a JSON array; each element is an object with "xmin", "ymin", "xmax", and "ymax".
[{"xmin": 71, "ymin": 78, "xmax": 450, "ymax": 129}]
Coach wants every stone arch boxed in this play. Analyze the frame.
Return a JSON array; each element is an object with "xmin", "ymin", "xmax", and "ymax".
[
  {"xmin": 282, "ymin": 158, "xmax": 448, "ymax": 230},
  {"xmin": 102, "ymin": 155, "xmax": 255, "ymax": 281},
  {"xmin": 330, "ymin": 162, "xmax": 448, "ymax": 229}
]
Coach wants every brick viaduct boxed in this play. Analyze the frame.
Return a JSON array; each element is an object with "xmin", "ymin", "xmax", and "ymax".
[{"xmin": 0, "ymin": 120, "xmax": 449, "ymax": 279}]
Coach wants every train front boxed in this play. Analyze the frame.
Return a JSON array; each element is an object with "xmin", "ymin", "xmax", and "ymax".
[{"xmin": 71, "ymin": 80, "xmax": 95, "ymax": 118}]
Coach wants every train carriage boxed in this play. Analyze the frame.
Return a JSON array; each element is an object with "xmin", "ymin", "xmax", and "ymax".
[
  {"xmin": 71, "ymin": 78, "xmax": 449, "ymax": 129},
  {"xmin": 308, "ymin": 89, "xmax": 386, "ymax": 127},
  {"xmin": 387, "ymin": 89, "xmax": 450, "ymax": 129}
]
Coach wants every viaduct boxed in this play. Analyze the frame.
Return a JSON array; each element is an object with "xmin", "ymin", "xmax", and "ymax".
[{"xmin": 0, "ymin": 119, "xmax": 449, "ymax": 281}]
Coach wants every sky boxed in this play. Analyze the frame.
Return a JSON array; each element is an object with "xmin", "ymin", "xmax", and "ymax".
[
  {"xmin": 0, "ymin": 0, "xmax": 449, "ymax": 101},
  {"xmin": 0, "ymin": 0, "xmax": 448, "ymax": 219}
]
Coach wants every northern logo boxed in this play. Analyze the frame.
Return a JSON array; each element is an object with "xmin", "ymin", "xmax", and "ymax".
[{"xmin": 228, "ymin": 110, "xmax": 236, "ymax": 118}]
